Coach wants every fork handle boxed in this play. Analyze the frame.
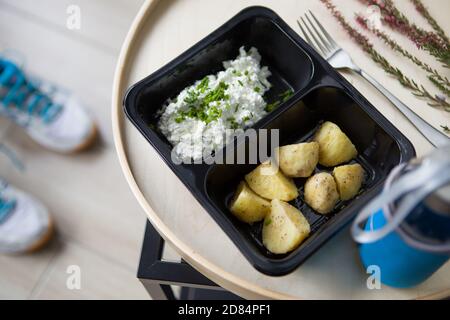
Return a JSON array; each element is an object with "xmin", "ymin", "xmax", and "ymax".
[{"xmin": 357, "ymin": 70, "xmax": 449, "ymax": 148}]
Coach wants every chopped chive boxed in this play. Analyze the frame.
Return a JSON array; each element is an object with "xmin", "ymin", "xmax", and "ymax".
[
  {"xmin": 175, "ymin": 115, "xmax": 185, "ymax": 123},
  {"xmin": 184, "ymin": 90, "xmax": 199, "ymax": 104},
  {"xmin": 279, "ymin": 89, "xmax": 294, "ymax": 102},
  {"xmin": 263, "ymin": 89, "xmax": 294, "ymax": 113},
  {"xmin": 265, "ymin": 101, "xmax": 280, "ymax": 112},
  {"xmin": 232, "ymin": 69, "xmax": 242, "ymax": 76},
  {"xmin": 227, "ymin": 116, "xmax": 238, "ymax": 129},
  {"xmin": 196, "ymin": 76, "xmax": 209, "ymax": 93}
]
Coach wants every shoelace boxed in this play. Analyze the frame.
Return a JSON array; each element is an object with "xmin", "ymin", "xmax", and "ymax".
[
  {"xmin": 0, "ymin": 58, "xmax": 62, "ymax": 125},
  {"xmin": 0, "ymin": 143, "xmax": 25, "ymax": 172},
  {"xmin": 0, "ymin": 183, "xmax": 15, "ymax": 224}
]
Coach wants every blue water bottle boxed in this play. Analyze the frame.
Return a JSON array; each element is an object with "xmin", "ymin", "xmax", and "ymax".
[{"xmin": 352, "ymin": 145, "xmax": 450, "ymax": 288}]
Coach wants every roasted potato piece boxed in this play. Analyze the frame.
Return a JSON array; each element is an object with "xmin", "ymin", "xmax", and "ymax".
[
  {"xmin": 304, "ymin": 172, "xmax": 339, "ymax": 214},
  {"xmin": 276, "ymin": 142, "xmax": 319, "ymax": 178},
  {"xmin": 245, "ymin": 162, "xmax": 298, "ymax": 201},
  {"xmin": 333, "ymin": 164, "xmax": 365, "ymax": 201},
  {"xmin": 313, "ymin": 121, "xmax": 358, "ymax": 167},
  {"xmin": 262, "ymin": 199, "xmax": 310, "ymax": 254},
  {"xmin": 229, "ymin": 181, "xmax": 271, "ymax": 223}
]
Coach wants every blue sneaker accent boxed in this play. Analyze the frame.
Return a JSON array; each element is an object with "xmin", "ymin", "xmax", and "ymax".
[
  {"xmin": 0, "ymin": 198, "xmax": 15, "ymax": 224},
  {"xmin": 0, "ymin": 183, "xmax": 15, "ymax": 224},
  {"xmin": 0, "ymin": 58, "xmax": 62, "ymax": 125}
]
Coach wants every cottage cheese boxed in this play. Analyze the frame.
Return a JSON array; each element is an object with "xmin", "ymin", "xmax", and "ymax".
[{"xmin": 157, "ymin": 47, "xmax": 272, "ymax": 161}]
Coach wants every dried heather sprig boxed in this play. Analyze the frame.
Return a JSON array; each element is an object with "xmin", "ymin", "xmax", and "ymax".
[
  {"xmin": 359, "ymin": 0, "xmax": 450, "ymax": 67},
  {"xmin": 410, "ymin": 0, "xmax": 449, "ymax": 46},
  {"xmin": 320, "ymin": 0, "xmax": 450, "ymax": 111},
  {"xmin": 356, "ymin": 14, "xmax": 450, "ymax": 97}
]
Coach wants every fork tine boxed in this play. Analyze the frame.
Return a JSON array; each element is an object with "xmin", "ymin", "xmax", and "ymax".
[
  {"xmin": 300, "ymin": 17, "xmax": 328, "ymax": 56},
  {"xmin": 297, "ymin": 19, "xmax": 321, "ymax": 55},
  {"xmin": 304, "ymin": 12, "xmax": 332, "ymax": 54},
  {"xmin": 308, "ymin": 10, "xmax": 339, "ymax": 49}
]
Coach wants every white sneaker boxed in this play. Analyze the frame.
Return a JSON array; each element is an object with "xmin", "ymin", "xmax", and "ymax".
[
  {"xmin": 0, "ymin": 58, "xmax": 97, "ymax": 153},
  {"xmin": 0, "ymin": 179, "xmax": 53, "ymax": 254}
]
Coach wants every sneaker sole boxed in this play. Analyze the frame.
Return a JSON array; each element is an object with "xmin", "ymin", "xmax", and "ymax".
[
  {"xmin": 69, "ymin": 123, "xmax": 98, "ymax": 153},
  {"xmin": 16, "ymin": 122, "xmax": 98, "ymax": 153},
  {"xmin": 26, "ymin": 217, "xmax": 55, "ymax": 253}
]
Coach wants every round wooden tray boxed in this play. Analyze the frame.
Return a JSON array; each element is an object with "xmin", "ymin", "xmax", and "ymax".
[{"xmin": 112, "ymin": 0, "xmax": 450, "ymax": 299}]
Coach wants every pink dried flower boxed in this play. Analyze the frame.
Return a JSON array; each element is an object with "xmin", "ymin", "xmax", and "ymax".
[
  {"xmin": 410, "ymin": 0, "xmax": 449, "ymax": 45},
  {"xmin": 320, "ymin": 0, "xmax": 450, "ymax": 110},
  {"xmin": 358, "ymin": 0, "xmax": 449, "ymax": 66},
  {"xmin": 356, "ymin": 14, "xmax": 449, "ymax": 96}
]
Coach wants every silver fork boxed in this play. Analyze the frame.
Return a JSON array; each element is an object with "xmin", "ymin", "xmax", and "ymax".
[{"xmin": 297, "ymin": 11, "xmax": 449, "ymax": 148}]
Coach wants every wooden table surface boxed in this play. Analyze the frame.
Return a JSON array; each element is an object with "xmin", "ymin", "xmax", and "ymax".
[{"xmin": 112, "ymin": 0, "xmax": 450, "ymax": 299}]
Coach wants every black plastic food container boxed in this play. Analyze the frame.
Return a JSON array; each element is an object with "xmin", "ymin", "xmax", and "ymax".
[{"xmin": 123, "ymin": 6, "xmax": 416, "ymax": 276}]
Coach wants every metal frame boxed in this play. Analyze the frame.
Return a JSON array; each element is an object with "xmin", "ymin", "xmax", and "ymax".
[{"xmin": 138, "ymin": 220, "xmax": 242, "ymax": 300}]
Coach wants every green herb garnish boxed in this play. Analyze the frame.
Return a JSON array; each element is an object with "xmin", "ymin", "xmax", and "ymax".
[
  {"xmin": 265, "ymin": 101, "xmax": 280, "ymax": 112},
  {"xmin": 196, "ymin": 76, "xmax": 209, "ymax": 93},
  {"xmin": 232, "ymin": 70, "xmax": 242, "ymax": 76},
  {"xmin": 264, "ymin": 218, "xmax": 272, "ymax": 226},
  {"xmin": 227, "ymin": 117, "xmax": 239, "ymax": 129},
  {"xmin": 203, "ymin": 81, "xmax": 229, "ymax": 105},
  {"xmin": 174, "ymin": 115, "xmax": 185, "ymax": 123},
  {"xmin": 280, "ymin": 89, "xmax": 294, "ymax": 102},
  {"xmin": 238, "ymin": 80, "xmax": 244, "ymax": 86},
  {"xmin": 254, "ymin": 87, "xmax": 261, "ymax": 93},
  {"xmin": 175, "ymin": 81, "xmax": 231, "ymax": 124},
  {"xmin": 184, "ymin": 90, "xmax": 199, "ymax": 104},
  {"xmin": 205, "ymin": 106, "xmax": 222, "ymax": 124},
  {"xmin": 263, "ymin": 89, "xmax": 294, "ymax": 113}
]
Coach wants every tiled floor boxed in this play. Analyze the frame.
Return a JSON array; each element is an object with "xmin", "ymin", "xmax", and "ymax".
[{"xmin": 0, "ymin": 0, "xmax": 151, "ymax": 299}]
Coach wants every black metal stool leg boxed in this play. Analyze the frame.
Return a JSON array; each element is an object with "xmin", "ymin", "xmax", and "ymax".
[
  {"xmin": 139, "ymin": 280, "xmax": 176, "ymax": 300},
  {"xmin": 138, "ymin": 220, "xmax": 242, "ymax": 300}
]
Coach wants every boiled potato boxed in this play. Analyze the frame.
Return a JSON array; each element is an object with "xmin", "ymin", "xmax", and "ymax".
[
  {"xmin": 313, "ymin": 121, "xmax": 358, "ymax": 167},
  {"xmin": 333, "ymin": 164, "xmax": 365, "ymax": 201},
  {"xmin": 229, "ymin": 181, "xmax": 271, "ymax": 223},
  {"xmin": 245, "ymin": 161, "xmax": 298, "ymax": 201},
  {"xmin": 304, "ymin": 172, "xmax": 339, "ymax": 214},
  {"xmin": 276, "ymin": 142, "xmax": 319, "ymax": 178},
  {"xmin": 263, "ymin": 199, "xmax": 310, "ymax": 254}
]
